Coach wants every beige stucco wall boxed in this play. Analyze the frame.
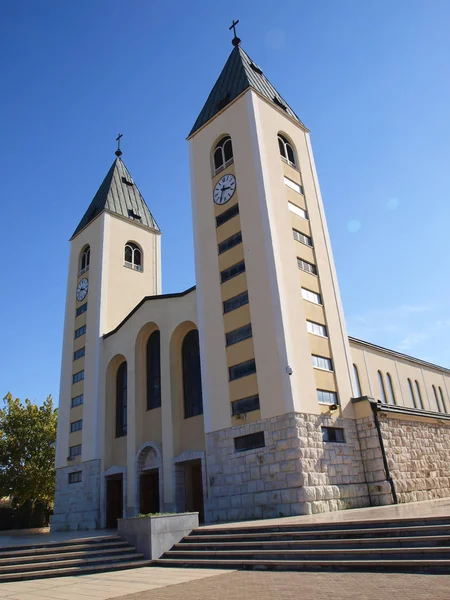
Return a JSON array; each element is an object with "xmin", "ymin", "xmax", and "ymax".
[
  {"xmin": 101, "ymin": 288, "xmax": 203, "ymax": 513},
  {"xmin": 189, "ymin": 88, "xmax": 356, "ymax": 434},
  {"xmin": 350, "ymin": 338, "xmax": 450, "ymax": 413}
]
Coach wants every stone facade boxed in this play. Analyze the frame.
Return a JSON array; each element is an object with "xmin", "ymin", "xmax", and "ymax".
[
  {"xmin": 52, "ymin": 459, "xmax": 101, "ymax": 531},
  {"xmin": 355, "ymin": 400, "xmax": 450, "ymax": 506},
  {"xmin": 381, "ymin": 414, "xmax": 450, "ymax": 503},
  {"xmin": 205, "ymin": 412, "xmax": 370, "ymax": 523}
]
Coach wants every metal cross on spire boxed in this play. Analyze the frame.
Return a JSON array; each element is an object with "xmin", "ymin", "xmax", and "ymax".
[
  {"xmin": 229, "ymin": 19, "xmax": 241, "ymax": 47},
  {"xmin": 115, "ymin": 133, "xmax": 123, "ymax": 157}
]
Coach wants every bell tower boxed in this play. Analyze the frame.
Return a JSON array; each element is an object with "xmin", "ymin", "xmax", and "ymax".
[
  {"xmin": 53, "ymin": 148, "xmax": 161, "ymax": 530},
  {"xmin": 189, "ymin": 36, "xmax": 363, "ymax": 520}
]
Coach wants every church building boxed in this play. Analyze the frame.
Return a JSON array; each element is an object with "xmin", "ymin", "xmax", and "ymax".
[{"xmin": 53, "ymin": 34, "xmax": 450, "ymax": 531}]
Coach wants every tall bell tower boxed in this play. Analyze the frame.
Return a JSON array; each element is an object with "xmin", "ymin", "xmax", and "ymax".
[
  {"xmin": 53, "ymin": 148, "xmax": 161, "ymax": 530},
  {"xmin": 189, "ymin": 35, "xmax": 364, "ymax": 520}
]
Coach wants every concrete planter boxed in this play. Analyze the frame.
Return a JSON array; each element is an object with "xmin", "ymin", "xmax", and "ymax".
[{"xmin": 117, "ymin": 512, "xmax": 199, "ymax": 559}]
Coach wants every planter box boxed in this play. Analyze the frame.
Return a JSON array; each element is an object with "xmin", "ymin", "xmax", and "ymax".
[{"xmin": 117, "ymin": 513, "xmax": 199, "ymax": 559}]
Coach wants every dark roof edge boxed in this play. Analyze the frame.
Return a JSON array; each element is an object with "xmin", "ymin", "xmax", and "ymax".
[
  {"xmin": 349, "ymin": 336, "xmax": 450, "ymax": 375},
  {"xmin": 69, "ymin": 208, "xmax": 162, "ymax": 242},
  {"xmin": 187, "ymin": 87, "xmax": 309, "ymax": 141},
  {"xmin": 103, "ymin": 285, "xmax": 197, "ymax": 339}
]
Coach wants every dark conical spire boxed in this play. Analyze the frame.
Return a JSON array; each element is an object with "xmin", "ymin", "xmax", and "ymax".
[
  {"xmin": 71, "ymin": 157, "xmax": 160, "ymax": 239},
  {"xmin": 189, "ymin": 45, "xmax": 305, "ymax": 136}
]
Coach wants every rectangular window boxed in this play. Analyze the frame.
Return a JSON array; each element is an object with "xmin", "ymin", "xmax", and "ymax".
[
  {"xmin": 216, "ymin": 203, "xmax": 239, "ymax": 227},
  {"xmin": 293, "ymin": 229, "xmax": 313, "ymax": 247},
  {"xmin": 284, "ymin": 176, "xmax": 304, "ymax": 195},
  {"xmin": 312, "ymin": 355, "xmax": 333, "ymax": 371},
  {"xmin": 69, "ymin": 444, "xmax": 82, "ymax": 458},
  {"xmin": 297, "ymin": 258, "xmax": 317, "ymax": 275},
  {"xmin": 226, "ymin": 323, "xmax": 252, "ymax": 346},
  {"xmin": 223, "ymin": 290, "xmax": 249, "ymax": 314},
  {"xmin": 288, "ymin": 202, "xmax": 308, "ymax": 220},
  {"xmin": 74, "ymin": 325, "xmax": 86, "ymax": 339},
  {"xmin": 70, "ymin": 419, "xmax": 83, "ymax": 433},
  {"xmin": 68, "ymin": 471, "xmax": 82, "ymax": 484},
  {"xmin": 73, "ymin": 347, "xmax": 85, "ymax": 361},
  {"xmin": 229, "ymin": 359, "xmax": 256, "ymax": 381},
  {"xmin": 221, "ymin": 260, "xmax": 245, "ymax": 284},
  {"xmin": 76, "ymin": 303, "xmax": 87, "ymax": 317},
  {"xmin": 72, "ymin": 370, "xmax": 84, "ymax": 384},
  {"xmin": 322, "ymin": 427, "xmax": 345, "ymax": 443},
  {"xmin": 301, "ymin": 288, "xmax": 322, "ymax": 305},
  {"xmin": 218, "ymin": 231, "xmax": 242, "ymax": 255},
  {"xmin": 317, "ymin": 389, "xmax": 339, "ymax": 405},
  {"xmin": 71, "ymin": 394, "xmax": 84, "ymax": 408},
  {"xmin": 231, "ymin": 394, "xmax": 260, "ymax": 416},
  {"xmin": 307, "ymin": 320, "xmax": 328, "ymax": 337},
  {"xmin": 234, "ymin": 431, "xmax": 265, "ymax": 452}
]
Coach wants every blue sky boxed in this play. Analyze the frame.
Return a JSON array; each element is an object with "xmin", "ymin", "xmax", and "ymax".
[{"xmin": 1, "ymin": 0, "xmax": 450, "ymax": 405}]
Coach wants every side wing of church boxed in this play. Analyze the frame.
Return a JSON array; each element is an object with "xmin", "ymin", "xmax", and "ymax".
[{"xmin": 53, "ymin": 39, "xmax": 450, "ymax": 531}]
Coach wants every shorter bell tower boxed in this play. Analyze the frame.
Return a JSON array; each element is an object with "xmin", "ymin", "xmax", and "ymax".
[{"xmin": 53, "ymin": 146, "xmax": 161, "ymax": 530}]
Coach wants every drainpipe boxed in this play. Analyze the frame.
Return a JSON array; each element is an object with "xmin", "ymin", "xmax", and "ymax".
[{"xmin": 370, "ymin": 400, "xmax": 398, "ymax": 504}]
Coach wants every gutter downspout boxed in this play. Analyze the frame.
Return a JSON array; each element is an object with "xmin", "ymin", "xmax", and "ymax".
[{"xmin": 370, "ymin": 401, "xmax": 398, "ymax": 504}]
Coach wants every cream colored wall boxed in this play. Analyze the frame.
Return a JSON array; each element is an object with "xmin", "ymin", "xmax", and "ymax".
[
  {"xmin": 350, "ymin": 339, "xmax": 450, "ymax": 413},
  {"xmin": 101, "ymin": 289, "xmax": 202, "ymax": 513},
  {"xmin": 189, "ymin": 87, "xmax": 356, "ymax": 432},
  {"xmin": 56, "ymin": 215, "xmax": 106, "ymax": 468},
  {"xmin": 102, "ymin": 213, "xmax": 161, "ymax": 334}
]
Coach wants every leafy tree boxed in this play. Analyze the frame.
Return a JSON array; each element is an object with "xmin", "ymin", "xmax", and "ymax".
[{"xmin": 0, "ymin": 393, "xmax": 58, "ymax": 507}]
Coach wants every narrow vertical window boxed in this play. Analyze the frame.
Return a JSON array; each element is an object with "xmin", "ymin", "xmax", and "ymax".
[
  {"xmin": 353, "ymin": 364, "xmax": 362, "ymax": 397},
  {"xmin": 116, "ymin": 362, "xmax": 127, "ymax": 437},
  {"xmin": 439, "ymin": 387, "xmax": 447, "ymax": 413},
  {"xmin": 79, "ymin": 245, "xmax": 90, "ymax": 274},
  {"xmin": 432, "ymin": 385, "xmax": 441, "ymax": 412},
  {"xmin": 378, "ymin": 371, "xmax": 387, "ymax": 403},
  {"xmin": 407, "ymin": 378, "xmax": 417, "ymax": 408},
  {"xmin": 182, "ymin": 330, "xmax": 203, "ymax": 418},
  {"xmin": 146, "ymin": 331, "xmax": 161, "ymax": 410},
  {"xmin": 415, "ymin": 380, "xmax": 424, "ymax": 409},
  {"xmin": 386, "ymin": 373, "xmax": 396, "ymax": 405}
]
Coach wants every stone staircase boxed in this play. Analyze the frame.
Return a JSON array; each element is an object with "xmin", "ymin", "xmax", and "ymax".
[
  {"xmin": 155, "ymin": 515, "xmax": 450, "ymax": 573},
  {"xmin": 0, "ymin": 535, "xmax": 151, "ymax": 582}
]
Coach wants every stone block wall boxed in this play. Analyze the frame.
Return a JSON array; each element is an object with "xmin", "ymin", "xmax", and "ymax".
[
  {"xmin": 52, "ymin": 459, "xmax": 101, "ymax": 531},
  {"xmin": 355, "ymin": 416, "xmax": 393, "ymax": 506},
  {"xmin": 204, "ymin": 412, "xmax": 370, "ymax": 523},
  {"xmin": 379, "ymin": 415, "xmax": 450, "ymax": 503}
]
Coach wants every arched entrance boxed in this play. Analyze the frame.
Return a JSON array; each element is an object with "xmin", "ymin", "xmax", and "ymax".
[
  {"xmin": 173, "ymin": 451, "xmax": 206, "ymax": 523},
  {"xmin": 136, "ymin": 442, "xmax": 162, "ymax": 514}
]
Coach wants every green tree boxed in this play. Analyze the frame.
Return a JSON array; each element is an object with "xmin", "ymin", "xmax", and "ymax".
[{"xmin": 0, "ymin": 393, "xmax": 58, "ymax": 507}]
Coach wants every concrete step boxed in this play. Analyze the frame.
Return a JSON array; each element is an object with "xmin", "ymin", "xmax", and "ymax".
[
  {"xmin": 187, "ymin": 523, "xmax": 450, "ymax": 542},
  {"xmin": 195, "ymin": 515, "xmax": 450, "ymax": 536},
  {"xmin": 174, "ymin": 533, "xmax": 450, "ymax": 551},
  {"xmin": 164, "ymin": 547, "xmax": 450, "ymax": 561},
  {"xmin": 154, "ymin": 557, "xmax": 450, "ymax": 573},
  {"xmin": 0, "ymin": 539, "xmax": 129, "ymax": 559},
  {"xmin": 0, "ymin": 559, "xmax": 152, "ymax": 583},
  {"xmin": 0, "ymin": 551, "xmax": 145, "ymax": 574},
  {"xmin": 0, "ymin": 534, "xmax": 123, "ymax": 554},
  {"xmin": 0, "ymin": 545, "xmax": 136, "ymax": 567}
]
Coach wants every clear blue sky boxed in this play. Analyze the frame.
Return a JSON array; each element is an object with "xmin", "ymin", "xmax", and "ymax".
[{"xmin": 1, "ymin": 0, "xmax": 450, "ymax": 405}]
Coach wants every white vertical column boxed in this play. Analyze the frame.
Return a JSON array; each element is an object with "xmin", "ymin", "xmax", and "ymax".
[
  {"xmin": 160, "ymin": 327, "xmax": 175, "ymax": 510},
  {"xmin": 126, "ymin": 351, "xmax": 137, "ymax": 517}
]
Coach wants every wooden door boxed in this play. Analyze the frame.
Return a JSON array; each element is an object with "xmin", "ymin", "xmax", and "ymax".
[
  {"xmin": 191, "ymin": 463, "xmax": 204, "ymax": 523},
  {"xmin": 140, "ymin": 471, "xmax": 160, "ymax": 514},
  {"xmin": 106, "ymin": 477, "xmax": 123, "ymax": 529}
]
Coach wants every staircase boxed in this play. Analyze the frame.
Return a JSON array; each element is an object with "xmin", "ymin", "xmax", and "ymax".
[
  {"xmin": 155, "ymin": 515, "xmax": 450, "ymax": 573},
  {"xmin": 0, "ymin": 535, "xmax": 151, "ymax": 582}
]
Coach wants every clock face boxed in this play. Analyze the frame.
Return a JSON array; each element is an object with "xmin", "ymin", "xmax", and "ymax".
[
  {"xmin": 213, "ymin": 174, "xmax": 236, "ymax": 205},
  {"xmin": 76, "ymin": 278, "xmax": 89, "ymax": 302}
]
